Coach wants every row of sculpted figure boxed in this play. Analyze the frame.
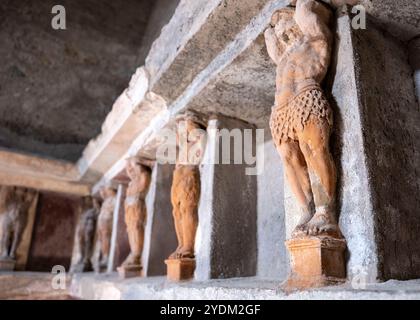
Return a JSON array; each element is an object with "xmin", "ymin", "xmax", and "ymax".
[
  {"xmin": 67, "ymin": 111, "xmax": 207, "ymax": 280},
  {"xmin": 0, "ymin": 186, "xmax": 36, "ymax": 270},
  {"xmin": 3, "ymin": 1, "xmax": 346, "ymax": 288}
]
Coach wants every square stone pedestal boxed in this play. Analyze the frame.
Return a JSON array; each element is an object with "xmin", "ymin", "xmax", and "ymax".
[
  {"xmin": 0, "ymin": 258, "xmax": 16, "ymax": 271},
  {"xmin": 285, "ymin": 236, "xmax": 347, "ymax": 290},
  {"xmin": 165, "ymin": 258, "xmax": 195, "ymax": 281},
  {"xmin": 117, "ymin": 265, "xmax": 143, "ymax": 279},
  {"xmin": 94, "ymin": 262, "xmax": 108, "ymax": 274},
  {"xmin": 71, "ymin": 261, "xmax": 93, "ymax": 274}
]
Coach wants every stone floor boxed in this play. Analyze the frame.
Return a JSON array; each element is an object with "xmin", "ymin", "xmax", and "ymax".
[
  {"xmin": 2, "ymin": 272, "xmax": 420, "ymax": 300},
  {"xmin": 0, "ymin": 272, "xmax": 75, "ymax": 300},
  {"xmin": 70, "ymin": 273, "xmax": 420, "ymax": 300}
]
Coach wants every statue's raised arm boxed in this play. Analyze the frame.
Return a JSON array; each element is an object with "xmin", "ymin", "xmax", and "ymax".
[{"xmin": 295, "ymin": 0, "xmax": 333, "ymax": 76}]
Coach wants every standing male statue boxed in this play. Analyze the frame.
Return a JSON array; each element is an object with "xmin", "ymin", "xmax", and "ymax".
[
  {"xmin": 166, "ymin": 112, "xmax": 207, "ymax": 281},
  {"xmin": 96, "ymin": 185, "xmax": 117, "ymax": 272},
  {"xmin": 265, "ymin": 0, "xmax": 339, "ymax": 238},
  {"xmin": 0, "ymin": 186, "xmax": 36, "ymax": 270},
  {"xmin": 118, "ymin": 156, "xmax": 152, "ymax": 278},
  {"xmin": 71, "ymin": 196, "xmax": 100, "ymax": 273},
  {"xmin": 265, "ymin": 0, "xmax": 347, "ymax": 287}
]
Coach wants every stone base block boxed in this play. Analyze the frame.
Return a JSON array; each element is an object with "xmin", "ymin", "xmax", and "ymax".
[
  {"xmin": 94, "ymin": 263, "xmax": 108, "ymax": 274},
  {"xmin": 71, "ymin": 261, "xmax": 93, "ymax": 274},
  {"xmin": 284, "ymin": 236, "xmax": 346, "ymax": 290},
  {"xmin": 0, "ymin": 258, "xmax": 16, "ymax": 271},
  {"xmin": 165, "ymin": 258, "xmax": 195, "ymax": 281},
  {"xmin": 117, "ymin": 264, "xmax": 143, "ymax": 279}
]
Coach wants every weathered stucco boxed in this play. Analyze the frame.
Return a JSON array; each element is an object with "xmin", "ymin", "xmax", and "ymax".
[
  {"xmin": 359, "ymin": 0, "xmax": 420, "ymax": 42},
  {"xmin": 143, "ymin": 164, "xmax": 177, "ymax": 276},
  {"xmin": 352, "ymin": 16, "xmax": 420, "ymax": 280},
  {"xmin": 257, "ymin": 140, "xmax": 288, "ymax": 280},
  {"xmin": 196, "ymin": 117, "xmax": 257, "ymax": 280},
  {"xmin": 0, "ymin": 0, "xmax": 157, "ymax": 161},
  {"xmin": 188, "ymin": 35, "xmax": 276, "ymax": 128},
  {"xmin": 70, "ymin": 273, "xmax": 420, "ymax": 300},
  {"xmin": 409, "ymin": 38, "xmax": 420, "ymax": 104},
  {"xmin": 327, "ymin": 11, "xmax": 379, "ymax": 282}
]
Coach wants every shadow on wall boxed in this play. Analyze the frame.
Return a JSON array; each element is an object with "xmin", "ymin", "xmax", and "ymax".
[{"xmin": 26, "ymin": 192, "xmax": 79, "ymax": 272}]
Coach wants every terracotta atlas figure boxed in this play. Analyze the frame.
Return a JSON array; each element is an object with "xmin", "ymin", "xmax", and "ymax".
[
  {"xmin": 71, "ymin": 196, "xmax": 100, "ymax": 273},
  {"xmin": 166, "ymin": 112, "xmax": 207, "ymax": 281},
  {"xmin": 265, "ymin": 0, "xmax": 347, "ymax": 288},
  {"xmin": 118, "ymin": 156, "xmax": 152, "ymax": 278},
  {"xmin": 96, "ymin": 185, "xmax": 117, "ymax": 271},
  {"xmin": 265, "ymin": 0, "xmax": 340, "ymax": 238},
  {"xmin": 0, "ymin": 186, "xmax": 36, "ymax": 270}
]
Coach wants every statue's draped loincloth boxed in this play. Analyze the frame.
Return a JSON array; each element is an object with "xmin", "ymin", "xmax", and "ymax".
[{"xmin": 270, "ymin": 85, "xmax": 333, "ymax": 146}]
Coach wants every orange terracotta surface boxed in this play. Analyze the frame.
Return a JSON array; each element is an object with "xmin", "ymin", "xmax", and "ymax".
[
  {"xmin": 165, "ymin": 258, "xmax": 196, "ymax": 282},
  {"xmin": 285, "ymin": 236, "xmax": 346, "ymax": 289}
]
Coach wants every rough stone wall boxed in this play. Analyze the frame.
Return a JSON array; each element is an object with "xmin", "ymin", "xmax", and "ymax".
[
  {"xmin": 352, "ymin": 18, "xmax": 420, "ymax": 280},
  {"xmin": 256, "ymin": 140, "xmax": 288, "ymax": 280},
  {"xmin": 326, "ymin": 12, "xmax": 380, "ymax": 282},
  {"xmin": 143, "ymin": 164, "xmax": 177, "ymax": 276},
  {"xmin": 196, "ymin": 117, "xmax": 257, "ymax": 280},
  {"xmin": 26, "ymin": 192, "xmax": 78, "ymax": 271},
  {"xmin": 408, "ymin": 38, "xmax": 420, "ymax": 105},
  {"xmin": 147, "ymin": 0, "xmax": 272, "ymax": 105},
  {"xmin": 137, "ymin": 0, "xmax": 181, "ymax": 66},
  {"xmin": 113, "ymin": 187, "xmax": 130, "ymax": 269},
  {"xmin": 359, "ymin": 0, "xmax": 420, "ymax": 42},
  {"xmin": 0, "ymin": 0, "xmax": 154, "ymax": 161},
  {"xmin": 276, "ymin": 7, "xmax": 420, "ymax": 284}
]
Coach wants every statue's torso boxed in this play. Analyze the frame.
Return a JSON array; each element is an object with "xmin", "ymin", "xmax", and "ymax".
[
  {"xmin": 275, "ymin": 37, "xmax": 330, "ymax": 108},
  {"xmin": 98, "ymin": 197, "xmax": 115, "ymax": 222}
]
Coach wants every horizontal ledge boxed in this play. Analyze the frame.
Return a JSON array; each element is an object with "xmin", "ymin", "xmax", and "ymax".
[
  {"xmin": 0, "ymin": 171, "xmax": 91, "ymax": 196},
  {"xmin": 70, "ymin": 273, "xmax": 420, "ymax": 300}
]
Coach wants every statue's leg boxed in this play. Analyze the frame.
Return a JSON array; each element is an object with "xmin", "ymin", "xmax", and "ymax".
[
  {"xmin": 298, "ymin": 118, "xmax": 338, "ymax": 236},
  {"xmin": 177, "ymin": 169, "xmax": 199, "ymax": 259},
  {"xmin": 78, "ymin": 225, "xmax": 87, "ymax": 265},
  {"xmin": 9, "ymin": 222, "xmax": 23, "ymax": 259},
  {"xmin": 278, "ymin": 140, "xmax": 315, "ymax": 234},
  {"xmin": 97, "ymin": 227, "xmax": 104, "ymax": 262},
  {"xmin": 83, "ymin": 221, "xmax": 96, "ymax": 268},
  {"xmin": 10, "ymin": 210, "xmax": 28, "ymax": 259},
  {"xmin": 0, "ymin": 222, "xmax": 9, "ymax": 259},
  {"xmin": 103, "ymin": 224, "xmax": 112, "ymax": 260},
  {"xmin": 99, "ymin": 222, "xmax": 111, "ymax": 266},
  {"xmin": 124, "ymin": 205, "xmax": 145, "ymax": 265},
  {"xmin": 170, "ymin": 184, "xmax": 184, "ymax": 259},
  {"xmin": 178, "ymin": 202, "xmax": 198, "ymax": 259}
]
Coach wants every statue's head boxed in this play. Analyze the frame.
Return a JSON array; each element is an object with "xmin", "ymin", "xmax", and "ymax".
[
  {"xmin": 175, "ymin": 112, "xmax": 207, "ymax": 165},
  {"xmin": 126, "ymin": 156, "xmax": 152, "ymax": 180},
  {"xmin": 270, "ymin": 7, "xmax": 303, "ymax": 50},
  {"xmin": 175, "ymin": 112, "xmax": 207, "ymax": 145},
  {"xmin": 100, "ymin": 184, "xmax": 116, "ymax": 200},
  {"xmin": 92, "ymin": 197, "xmax": 101, "ymax": 210},
  {"xmin": 176, "ymin": 111, "xmax": 207, "ymax": 133}
]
